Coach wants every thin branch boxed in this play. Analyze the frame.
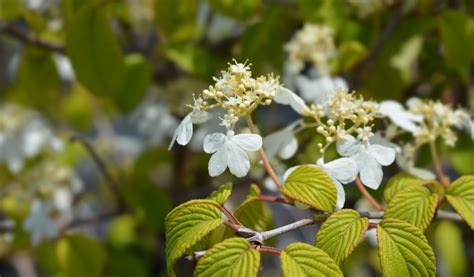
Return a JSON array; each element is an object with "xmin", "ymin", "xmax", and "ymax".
[
  {"xmin": 435, "ymin": 210, "xmax": 463, "ymax": 222},
  {"xmin": 69, "ymin": 135, "xmax": 124, "ymax": 209},
  {"xmin": 429, "ymin": 141, "xmax": 450, "ymax": 188},
  {"xmin": 355, "ymin": 176, "xmax": 383, "ymax": 211},
  {"xmin": 256, "ymin": 195, "xmax": 292, "ymax": 205},
  {"xmin": 257, "ymin": 245, "xmax": 282, "ymax": 255},
  {"xmin": 0, "ymin": 20, "xmax": 64, "ymax": 53},
  {"xmin": 260, "ymin": 218, "xmax": 314, "ymax": 241},
  {"xmin": 218, "ymin": 205, "xmax": 242, "ymax": 226}
]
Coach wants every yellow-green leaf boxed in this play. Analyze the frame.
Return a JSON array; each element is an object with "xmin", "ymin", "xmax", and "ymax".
[
  {"xmin": 66, "ymin": 3, "xmax": 126, "ymax": 97},
  {"xmin": 194, "ymin": 238, "xmax": 260, "ymax": 277},
  {"xmin": 56, "ymin": 234, "xmax": 107, "ymax": 277},
  {"xmin": 281, "ymin": 243, "xmax": 343, "ymax": 277},
  {"xmin": 280, "ymin": 165, "xmax": 337, "ymax": 212},
  {"xmin": 384, "ymin": 186, "xmax": 438, "ymax": 231},
  {"xmin": 383, "ymin": 173, "xmax": 427, "ymax": 203},
  {"xmin": 446, "ymin": 175, "xmax": 474, "ymax": 229},
  {"xmin": 377, "ymin": 219, "xmax": 436, "ymax": 276},
  {"xmin": 165, "ymin": 200, "xmax": 224, "ymax": 276},
  {"xmin": 208, "ymin": 182, "xmax": 232, "ymax": 205},
  {"xmin": 315, "ymin": 209, "xmax": 368, "ymax": 265},
  {"xmin": 435, "ymin": 221, "xmax": 467, "ymax": 277},
  {"xmin": 233, "ymin": 184, "xmax": 274, "ymax": 231}
]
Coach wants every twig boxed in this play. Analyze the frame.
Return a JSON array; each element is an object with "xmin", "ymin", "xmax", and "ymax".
[
  {"xmin": 435, "ymin": 210, "xmax": 463, "ymax": 222},
  {"xmin": 0, "ymin": 20, "xmax": 64, "ymax": 53},
  {"xmin": 218, "ymin": 205, "xmax": 242, "ymax": 226},
  {"xmin": 257, "ymin": 245, "xmax": 282, "ymax": 255},
  {"xmin": 69, "ymin": 135, "xmax": 124, "ymax": 209},
  {"xmin": 355, "ymin": 176, "xmax": 383, "ymax": 211},
  {"xmin": 260, "ymin": 218, "xmax": 313, "ymax": 241},
  {"xmin": 256, "ymin": 195, "xmax": 292, "ymax": 205},
  {"xmin": 429, "ymin": 141, "xmax": 450, "ymax": 188}
]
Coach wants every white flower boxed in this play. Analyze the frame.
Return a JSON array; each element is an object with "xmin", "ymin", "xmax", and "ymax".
[
  {"xmin": 274, "ymin": 87, "xmax": 310, "ymax": 115},
  {"xmin": 263, "ymin": 121, "xmax": 299, "ymax": 160},
  {"xmin": 23, "ymin": 200, "xmax": 58, "ymax": 246},
  {"xmin": 337, "ymin": 134, "xmax": 396, "ymax": 190},
  {"xmin": 283, "ymin": 158, "xmax": 356, "ymax": 210},
  {"xmin": 396, "ymin": 143, "xmax": 435, "ymax": 180},
  {"xmin": 379, "ymin": 100, "xmax": 422, "ymax": 133},
  {"xmin": 296, "ymin": 75, "xmax": 348, "ymax": 105},
  {"xmin": 204, "ymin": 131, "xmax": 262, "ymax": 177},
  {"xmin": 168, "ymin": 108, "xmax": 212, "ymax": 150}
]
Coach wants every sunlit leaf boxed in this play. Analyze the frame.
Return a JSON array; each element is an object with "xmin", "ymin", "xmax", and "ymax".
[
  {"xmin": 446, "ymin": 175, "xmax": 474, "ymax": 229},
  {"xmin": 208, "ymin": 182, "xmax": 232, "ymax": 205},
  {"xmin": 383, "ymin": 173, "xmax": 427, "ymax": 203}
]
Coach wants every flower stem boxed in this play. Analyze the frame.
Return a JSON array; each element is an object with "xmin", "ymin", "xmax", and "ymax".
[
  {"xmin": 355, "ymin": 176, "xmax": 383, "ymax": 210},
  {"xmin": 429, "ymin": 140, "xmax": 449, "ymax": 189},
  {"xmin": 257, "ymin": 246, "xmax": 282, "ymax": 255},
  {"xmin": 244, "ymin": 114, "xmax": 282, "ymax": 189},
  {"xmin": 256, "ymin": 195, "xmax": 292, "ymax": 205},
  {"xmin": 218, "ymin": 205, "xmax": 242, "ymax": 226}
]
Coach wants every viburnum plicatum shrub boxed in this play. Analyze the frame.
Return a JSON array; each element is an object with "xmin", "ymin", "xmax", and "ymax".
[{"xmin": 165, "ymin": 59, "xmax": 474, "ymax": 276}]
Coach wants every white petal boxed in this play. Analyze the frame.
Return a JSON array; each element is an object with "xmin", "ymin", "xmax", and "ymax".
[
  {"xmin": 274, "ymin": 87, "xmax": 309, "ymax": 115},
  {"xmin": 333, "ymin": 77, "xmax": 348, "ymax": 90},
  {"xmin": 226, "ymin": 141, "xmax": 250, "ymax": 177},
  {"xmin": 379, "ymin": 100, "xmax": 404, "ymax": 115},
  {"xmin": 322, "ymin": 157, "xmax": 357, "ymax": 184},
  {"xmin": 358, "ymin": 154, "xmax": 383, "ymax": 190},
  {"xmin": 191, "ymin": 110, "xmax": 212, "ymax": 124},
  {"xmin": 232, "ymin": 134, "xmax": 262, "ymax": 151},
  {"xmin": 278, "ymin": 136, "xmax": 298, "ymax": 160},
  {"xmin": 168, "ymin": 114, "xmax": 193, "ymax": 150},
  {"xmin": 332, "ymin": 177, "xmax": 346, "ymax": 210},
  {"xmin": 208, "ymin": 148, "xmax": 228, "ymax": 177},
  {"xmin": 409, "ymin": 167, "xmax": 436, "ymax": 180},
  {"xmin": 336, "ymin": 134, "xmax": 360, "ymax": 156},
  {"xmin": 203, "ymin": 133, "xmax": 226, "ymax": 154},
  {"xmin": 368, "ymin": 144, "xmax": 396, "ymax": 166}
]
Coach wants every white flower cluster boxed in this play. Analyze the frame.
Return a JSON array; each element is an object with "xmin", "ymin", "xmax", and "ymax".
[
  {"xmin": 284, "ymin": 24, "xmax": 336, "ymax": 75},
  {"xmin": 407, "ymin": 98, "xmax": 472, "ymax": 146},
  {"xmin": 0, "ymin": 104, "xmax": 63, "ymax": 172},
  {"xmin": 12, "ymin": 161, "xmax": 84, "ymax": 245}
]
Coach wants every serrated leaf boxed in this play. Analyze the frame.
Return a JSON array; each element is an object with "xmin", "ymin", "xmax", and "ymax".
[
  {"xmin": 165, "ymin": 200, "xmax": 224, "ymax": 276},
  {"xmin": 383, "ymin": 173, "xmax": 427, "ymax": 203},
  {"xmin": 446, "ymin": 176, "xmax": 474, "ymax": 229},
  {"xmin": 281, "ymin": 243, "xmax": 343, "ymax": 277},
  {"xmin": 384, "ymin": 186, "xmax": 438, "ymax": 231},
  {"xmin": 194, "ymin": 238, "xmax": 260, "ymax": 277},
  {"xmin": 208, "ymin": 182, "xmax": 232, "ymax": 205},
  {"xmin": 280, "ymin": 165, "xmax": 337, "ymax": 212},
  {"xmin": 377, "ymin": 219, "xmax": 436, "ymax": 276},
  {"xmin": 315, "ymin": 209, "xmax": 368, "ymax": 265},
  {"xmin": 234, "ymin": 184, "xmax": 274, "ymax": 231},
  {"xmin": 56, "ymin": 234, "xmax": 107, "ymax": 277},
  {"xmin": 66, "ymin": 3, "xmax": 126, "ymax": 97}
]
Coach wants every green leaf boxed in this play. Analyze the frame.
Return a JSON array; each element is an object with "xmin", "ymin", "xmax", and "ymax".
[
  {"xmin": 56, "ymin": 234, "xmax": 107, "ymax": 277},
  {"xmin": 66, "ymin": 3, "xmax": 126, "ymax": 98},
  {"xmin": 332, "ymin": 40, "xmax": 367, "ymax": 73},
  {"xmin": 165, "ymin": 199, "xmax": 224, "ymax": 276},
  {"xmin": 296, "ymin": 0, "xmax": 348, "ymax": 30},
  {"xmin": 315, "ymin": 209, "xmax": 369, "ymax": 265},
  {"xmin": 384, "ymin": 186, "xmax": 438, "ymax": 231},
  {"xmin": 233, "ymin": 184, "xmax": 274, "ymax": 232},
  {"xmin": 446, "ymin": 176, "xmax": 474, "ymax": 229},
  {"xmin": 377, "ymin": 219, "xmax": 436, "ymax": 276},
  {"xmin": 208, "ymin": 0, "xmax": 261, "ymax": 20},
  {"xmin": 208, "ymin": 182, "xmax": 232, "ymax": 205},
  {"xmin": 281, "ymin": 243, "xmax": 343, "ymax": 277},
  {"xmin": 0, "ymin": 0, "xmax": 25, "ymax": 19},
  {"xmin": 280, "ymin": 165, "xmax": 337, "ymax": 212},
  {"xmin": 383, "ymin": 173, "xmax": 427, "ymax": 203},
  {"xmin": 115, "ymin": 54, "xmax": 151, "ymax": 113},
  {"xmin": 154, "ymin": 0, "xmax": 198, "ymax": 42},
  {"xmin": 194, "ymin": 238, "xmax": 260, "ymax": 277},
  {"xmin": 438, "ymin": 11, "xmax": 474, "ymax": 82},
  {"xmin": 435, "ymin": 221, "xmax": 467, "ymax": 277}
]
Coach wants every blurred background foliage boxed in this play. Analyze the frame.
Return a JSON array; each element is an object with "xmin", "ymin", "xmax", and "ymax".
[{"xmin": 0, "ymin": 0, "xmax": 473, "ymax": 276}]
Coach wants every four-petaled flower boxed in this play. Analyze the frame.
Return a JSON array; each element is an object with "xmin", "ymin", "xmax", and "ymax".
[
  {"xmin": 337, "ymin": 134, "xmax": 395, "ymax": 190},
  {"xmin": 263, "ymin": 121, "xmax": 299, "ymax": 161},
  {"xmin": 168, "ymin": 107, "xmax": 212, "ymax": 150},
  {"xmin": 204, "ymin": 131, "xmax": 262, "ymax": 177}
]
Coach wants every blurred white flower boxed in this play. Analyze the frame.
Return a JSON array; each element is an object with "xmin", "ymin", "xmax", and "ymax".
[
  {"xmin": 379, "ymin": 100, "xmax": 422, "ymax": 133},
  {"xmin": 296, "ymin": 75, "xmax": 348, "ymax": 105},
  {"xmin": 0, "ymin": 104, "xmax": 62, "ymax": 172},
  {"xmin": 204, "ymin": 131, "xmax": 262, "ymax": 177},
  {"xmin": 23, "ymin": 200, "xmax": 58, "ymax": 246},
  {"xmin": 274, "ymin": 87, "xmax": 310, "ymax": 115},
  {"xmin": 397, "ymin": 143, "xmax": 435, "ymax": 180},
  {"xmin": 337, "ymin": 134, "xmax": 395, "ymax": 190},
  {"xmin": 263, "ymin": 121, "xmax": 299, "ymax": 161},
  {"xmin": 137, "ymin": 104, "xmax": 177, "ymax": 146}
]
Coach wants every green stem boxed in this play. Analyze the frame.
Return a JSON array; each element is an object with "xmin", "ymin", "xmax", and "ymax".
[{"xmin": 429, "ymin": 141, "xmax": 449, "ymax": 188}]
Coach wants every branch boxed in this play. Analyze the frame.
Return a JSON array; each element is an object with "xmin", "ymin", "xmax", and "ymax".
[
  {"xmin": 0, "ymin": 20, "xmax": 64, "ymax": 53},
  {"xmin": 355, "ymin": 176, "xmax": 383, "ymax": 211},
  {"xmin": 256, "ymin": 195, "xmax": 292, "ymax": 205},
  {"xmin": 260, "ymin": 218, "xmax": 314, "ymax": 241}
]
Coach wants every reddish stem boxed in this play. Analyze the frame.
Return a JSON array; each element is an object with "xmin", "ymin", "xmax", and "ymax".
[
  {"xmin": 355, "ymin": 176, "xmax": 383, "ymax": 211},
  {"xmin": 223, "ymin": 221, "xmax": 241, "ymax": 231},
  {"xmin": 218, "ymin": 205, "xmax": 241, "ymax": 226},
  {"xmin": 258, "ymin": 149, "xmax": 282, "ymax": 189},
  {"xmin": 256, "ymin": 195, "xmax": 292, "ymax": 205},
  {"xmin": 368, "ymin": 222, "xmax": 378, "ymax": 229},
  {"xmin": 258, "ymin": 246, "xmax": 282, "ymax": 255}
]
